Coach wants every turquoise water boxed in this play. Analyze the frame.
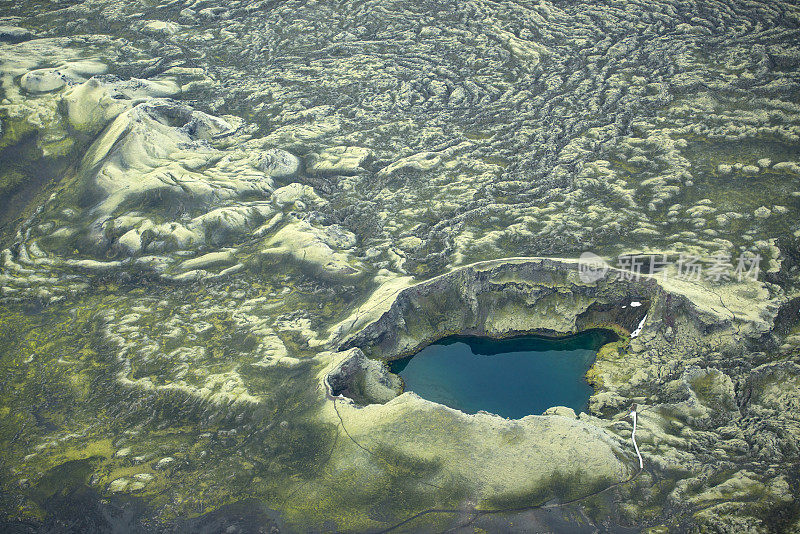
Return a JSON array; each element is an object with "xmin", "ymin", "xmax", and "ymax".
[{"xmin": 389, "ymin": 330, "xmax": 617, "ymax": 419}]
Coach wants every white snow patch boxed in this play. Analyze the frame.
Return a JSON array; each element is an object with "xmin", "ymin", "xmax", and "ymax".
[{"xmin": 630, "ymin": 314, "xmax": 647, "ymax": 338}]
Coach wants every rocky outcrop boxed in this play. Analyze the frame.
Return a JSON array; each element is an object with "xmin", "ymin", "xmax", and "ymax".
[
  {"xmin": 339, "ymin": 258, "xmax": 653, "ymax": 361},
  {"xmin": 325, "ymin": 348, "xmax": 401, "ymax": 405}
]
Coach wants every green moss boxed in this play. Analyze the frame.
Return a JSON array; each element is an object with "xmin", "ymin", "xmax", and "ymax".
[
  {"xmin": 28, "ymin": 457, "xmax": 100, "ymax": 503},
  {"xmin": 479, "ymin": 481, "xmax": 550, "ymax": 511},
  {"xmin": 0, "ymin": 117, "xmax": 36, "ymax": 149},
  {"xmin": 0, "ymin": 169, "xmax": 26, "ymax": 196},
  {"xmin": 690, "ymin": 373, "xmax": 716, "ymax": 401},
  {"xmin": 479, "ymin": 469, "xmax": 615, "ymax": 511},
  {"xmin": 463, "ymin": 131, "xmax": 494, "ymax": 141},
  {"xmin": 283, "ymin": 443, "xmax": 468, "ymax": 532},
  {"xmin": 39, "ymin": 135, "xmax": 75, "ymax": 157}
]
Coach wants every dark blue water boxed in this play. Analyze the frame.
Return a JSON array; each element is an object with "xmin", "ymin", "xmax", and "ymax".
[{"xmin": 389, "ymin": 330, "xmax": 617, "ymax": 419}]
